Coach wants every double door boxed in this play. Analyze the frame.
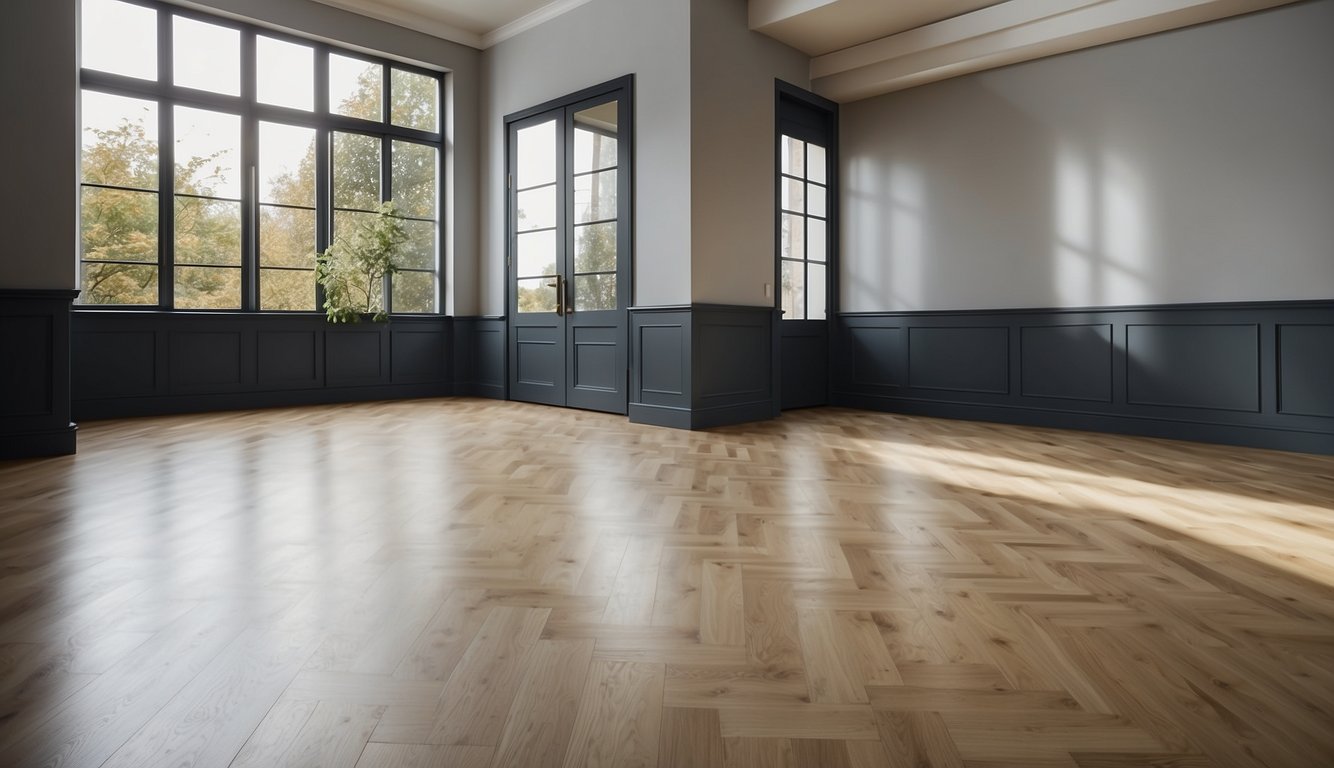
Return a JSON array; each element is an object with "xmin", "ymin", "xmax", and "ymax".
[{"xmin": 507, "ymin": 84, "xmax": 630, "ymax": 413}]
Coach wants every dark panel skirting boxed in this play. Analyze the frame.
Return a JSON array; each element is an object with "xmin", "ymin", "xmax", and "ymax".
[
  {"xmin": 72, "ymin": 312, "xmax": 452, "ymax": 420},
  {"xmin": 834, "ymin": 301, "xmax": 1334, "ymax": 455},
  {"xmin": 629, "ymin": 304, "xmax": 777, "ymax": 430},
  {"xmin": 452, "ymin": 316, "xmax": 506, "ymax": 399},
  {"xmin": 0, "ymin": 290, "xmax": 78, "ymax": 459}
]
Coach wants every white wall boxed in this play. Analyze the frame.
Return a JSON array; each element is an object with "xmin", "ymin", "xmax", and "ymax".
[
  {"xmin": 480, "ymin": 0, "xmax": 692, "ymax": 314},
  {"xmin": 1, "ymin": 0, "xmax": 78, "ymax": 289},
  {"xmin": 840, "ymin": 0, "xmax": 1334, "ymax": 312},
  {"xmin": 690, "ymin": 0, "xmax": 809, "ymax": 307}
]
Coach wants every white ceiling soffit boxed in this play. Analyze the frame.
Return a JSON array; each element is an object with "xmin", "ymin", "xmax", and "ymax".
[
  {"xmin": 306, "ymin": 0, "xmax": 593, "ymax": 50},
  {"xmin": 750, "ymin": 0, "xmax": 1006, "ymax": 56},
  {"xmin": 756, "ymin": 0, "xmax": 1302, "ymax": 103}
]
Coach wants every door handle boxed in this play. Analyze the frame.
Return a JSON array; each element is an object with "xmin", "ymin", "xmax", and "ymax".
[{"xmin": 547, "ymin": 276, "xmax": 565, "ymax": 316}]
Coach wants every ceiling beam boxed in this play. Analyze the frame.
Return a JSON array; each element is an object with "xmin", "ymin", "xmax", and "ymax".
[
  {"xmin": 810, "ymin": 0, "xmax": 1300, "ymax": 103},
  {"xmin": 748, "ymin": 0, "xmax": 840, "ymax": 31}
]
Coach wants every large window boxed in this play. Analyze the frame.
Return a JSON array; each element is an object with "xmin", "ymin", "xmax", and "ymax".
[{"xmin": 78, "ymin": 0, "xmax": 444, "ymax": 313}]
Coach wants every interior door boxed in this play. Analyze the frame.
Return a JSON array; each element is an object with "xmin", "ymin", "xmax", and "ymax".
[{"xmin": 508, "ymin": 84, "xmax": 630, "ymax": 414}]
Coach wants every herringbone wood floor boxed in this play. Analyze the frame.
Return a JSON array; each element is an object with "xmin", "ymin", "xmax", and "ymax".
[{"xmin": 2, "ymin": 399, "xmax": 1333, "ymax": 768}]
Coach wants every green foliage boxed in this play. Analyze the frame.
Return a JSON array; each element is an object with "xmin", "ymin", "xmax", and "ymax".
[
  {"xmin": 316, "ymin": 202, "xmax": 409, "ymax": 323},
  {"xmin": 80, "ymin": 60, "xmax": 440, "ymax": 312}
]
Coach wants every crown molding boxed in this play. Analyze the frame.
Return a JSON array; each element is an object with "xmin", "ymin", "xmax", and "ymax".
[
  {"xmin": 481, "ymin": 0, "xmax": 595, "ymax": 48},
  {"xmin": 306, "ymin": 0, "xmax": 484, "ymax": 48}
]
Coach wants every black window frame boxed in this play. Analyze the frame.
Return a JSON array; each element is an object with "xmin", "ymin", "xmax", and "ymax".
[
  {"xmin": 76, "ymin": 0, "xmax": 446, "ymax": 314},
  {"xmin": 775, "ymin": 81, "xmax": 838, "ymax": 323}
]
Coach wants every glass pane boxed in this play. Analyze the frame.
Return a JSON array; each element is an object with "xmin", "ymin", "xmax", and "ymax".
[
  {"xmin": 574, "ymin": 169, "xmax": 616, "ymax": 224},
  {"xmin": 260, "ymin": 268, "xmax": 315, "ymax": 311},
  {"xmin": 333, "ymin": 132, "xmax": 381, "ymax": 210},
  {"xmin": 516, "ymin": 185, "xmax": 556, "ymax": 232},
  {"xmin": 573, "ymin": 101, "xmax": 618, "ymax": 174},
  {"xmin": 330, "ymin": 54, "xmax": 382, "ymax": 121},
  {"xmin": 391, "ymin": 69, "xmax": 438, "ymax": 132},
  {"xmin": 807, "ymin": 218, "xmax": 826, "ymax": 263},
  {"xmin": 516, "ymin": 120, "xmax": 556, "ymax": 188},
  {"xmin": 575, "ymin": 222, "xmax": 616, "ymax": 273},
  {"xmin": 391, "ymin": 140, "xmax": 437, "ymax": 219},
  {"xmin": 175, "ymin": 107, "xmax": 242, "ymax": 199},
  {"xmin": 82, "ymin": 0, "xmax": 157, "ymax": 80},
  {"xmin": 781, "ymin": 177, "xmax": 804, "ymax": 214},
  {"xmin": 81, "ymin": 262, "xmax": 157, "ymax": 305},
  {"xmin": 809, "ymin": 263, "xmax": 827, "ymax": 320},
  {"xmin": 808, "ymin": 143, "xmax": 827, "ymax": 185},
  {"xmin": 782, "ymin": 260, "xmax": 805, "ymax": 320},
  {"xmin": 175, "ymin": 265, "xmax": 241, "ymax": 309},
  {"xmin": 82, "ymin": 91, "xmax": 158, "ymax": 188},
  {"xmin": 259, "ymin": 122, "xmax": 316, "ymax": 207},
  {"xmin": 330, "ymin": 211, "xmax": 384, "ymax": 315},
  {"xmin": 257, "ymin": 37, "xmax": 314, "ymax": 111},
  {"xmin": 808, "ymin": 183, "xmax": 827, "ymax": 219},
  {"xmin": 81, "ymin": 187, "xmax": 158, "ymax": 263},
  {"xmin": 175, "ymin": 197, "xmax": 241, "ymax": 265},
  {"xmin": 398, "ymin": 219, "xmax": 436, "ymax": 270},
  {"xmin": 516, "ymin": 278, "xmax": 556, "ymax": 313},
  {"xmin": 259, "ymin": 205, "xmax": 316, "ymax": 268},
  {"xmin": 392, "ymin": 271, "xmax": 435, "ymax": 313},
  {"xmin": 517, "ymin": 230, "xmax": 557, "ymax": 277},
  {"xmin": 333, "ymin": 209, "xmax": 377, "ymax": 243},
  {"xmin": 780, "ymin": 213, "xmax": 804, "ymax": 262},
  {"xmin": 575, "ymin": 274, "xmax": 616, "ymax": 312},
  {"xmin": 174, "ymin": 16, "xmax": 240, "ymax": 96},
  {"xmin": 574, "ymin": 129, "xmax": 618, "ymax": 174},
  {"xmin": 781, "ymin": 136, "xmax": 804, "ymax": 177}
]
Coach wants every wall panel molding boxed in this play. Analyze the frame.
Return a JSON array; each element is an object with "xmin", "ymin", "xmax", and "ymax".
[
  {"xmin": 72, "ymin": 312, "xmax": 452, "ymax": 420},
  {"xmin": 834, "ymin": 300, "xmax": 1334, "ymax": 454},
  {"xmin": 453, "ymin": 316, "xmax": 506, "ymax": 399},
  {"xmin": 0, "ymin": 290, "xmax": 78, "ymax": 459},
  {"xmin": 629, "ymin": 304, "xmax": 778, "ymax": 430}
]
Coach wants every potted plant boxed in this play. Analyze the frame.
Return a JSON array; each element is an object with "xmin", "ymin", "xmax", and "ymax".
[{"xmin": 315, "ymin": 201, "xmax": 409, "ymax": 323}]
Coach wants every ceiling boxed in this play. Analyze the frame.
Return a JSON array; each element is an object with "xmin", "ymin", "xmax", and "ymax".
[
  {"xmin": 307, "ymin": 0, "xmax": 589, "ymax": 48},
  {"xmin": 309, "ymin": 0, "xmax": 1301, "ymax": 102},
  {"xmin": 749, "ymin": 0, "xmax": 1005, "ymax": 57}
]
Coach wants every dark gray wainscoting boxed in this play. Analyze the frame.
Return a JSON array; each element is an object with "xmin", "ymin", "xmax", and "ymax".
[
  {"xmin": 834, "ymin": 301, "xmax": 1334, "ymax": 454},
  {"xmin": 453, "ymin": 316, "xmax": 507, "ymax": 399},
  {"xmin": 629, "ymin": 304, "xmax": 778, "ymax": 430},
  {"xmin": 780, "ymin": 319, "xmax": 828, "ymax": 409},
  {"xmin": 1, "ymin": 290, "xmax": 78, "ymax": 459},
  {"xmin": 72, "ymin": 312, "xmax": 453, "ymax": 420}
]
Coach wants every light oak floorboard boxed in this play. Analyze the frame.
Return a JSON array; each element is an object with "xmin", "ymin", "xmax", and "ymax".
[{"xmin": 0, "ymin": 399, "xmax": 1330, "ymax": 767}]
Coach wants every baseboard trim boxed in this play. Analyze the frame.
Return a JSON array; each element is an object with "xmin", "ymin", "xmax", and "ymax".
[
  {"xmin": 76, "ymin": 384, "xmax": 452, "ymax": 421},
  {"xmin": 692, "ymin": 399, "xmax": 778, "ymax": 429},
  {"xmin": 833, "ymin": 393, "xmax": 1334, "ymax": 455},
  {"xmin": 0, "ymin": 423, "xmax": 77, "ymax": 460},
  {"xmin": 457, "ymin": 382, "xmax": 506, "ymax": 400},
  {"xmin": 629, "ymin": 402, "xmax": 693, "ymax": 430}
]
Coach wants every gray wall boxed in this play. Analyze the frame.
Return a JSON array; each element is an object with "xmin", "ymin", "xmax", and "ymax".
[
  {"xmin": 480, "ymin": 0, "xmax": 692, "ymax": 314},
  {"xmin": 840, "ymin": 0, "xmax": 1334, "ymax": 312},
  {"xmin": 2, "ymin": 0, "xmax": 78, "ymax": 289},
  {"xmin": 0, "ymin": 0, "xmax": 480, "ymax": 312},
  {"xmin": 690, "ymin": 0, "xmax": 809, "ymax": 306}
]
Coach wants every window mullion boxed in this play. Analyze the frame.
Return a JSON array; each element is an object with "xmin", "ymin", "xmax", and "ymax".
[
  {"xmin": 314, "ymin": 45, "xmax": 330, "ymax": 313},
  {"xmin": 158, "ymin": 6, "xmax": 174, "ymax": 310},
  {"xmin": 381, "ymin": 133, "xmax": 393, "ymax": 314},
  {"xmin": 241, "ymin": 28, "xmax": 258, "ymax": 312}
]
